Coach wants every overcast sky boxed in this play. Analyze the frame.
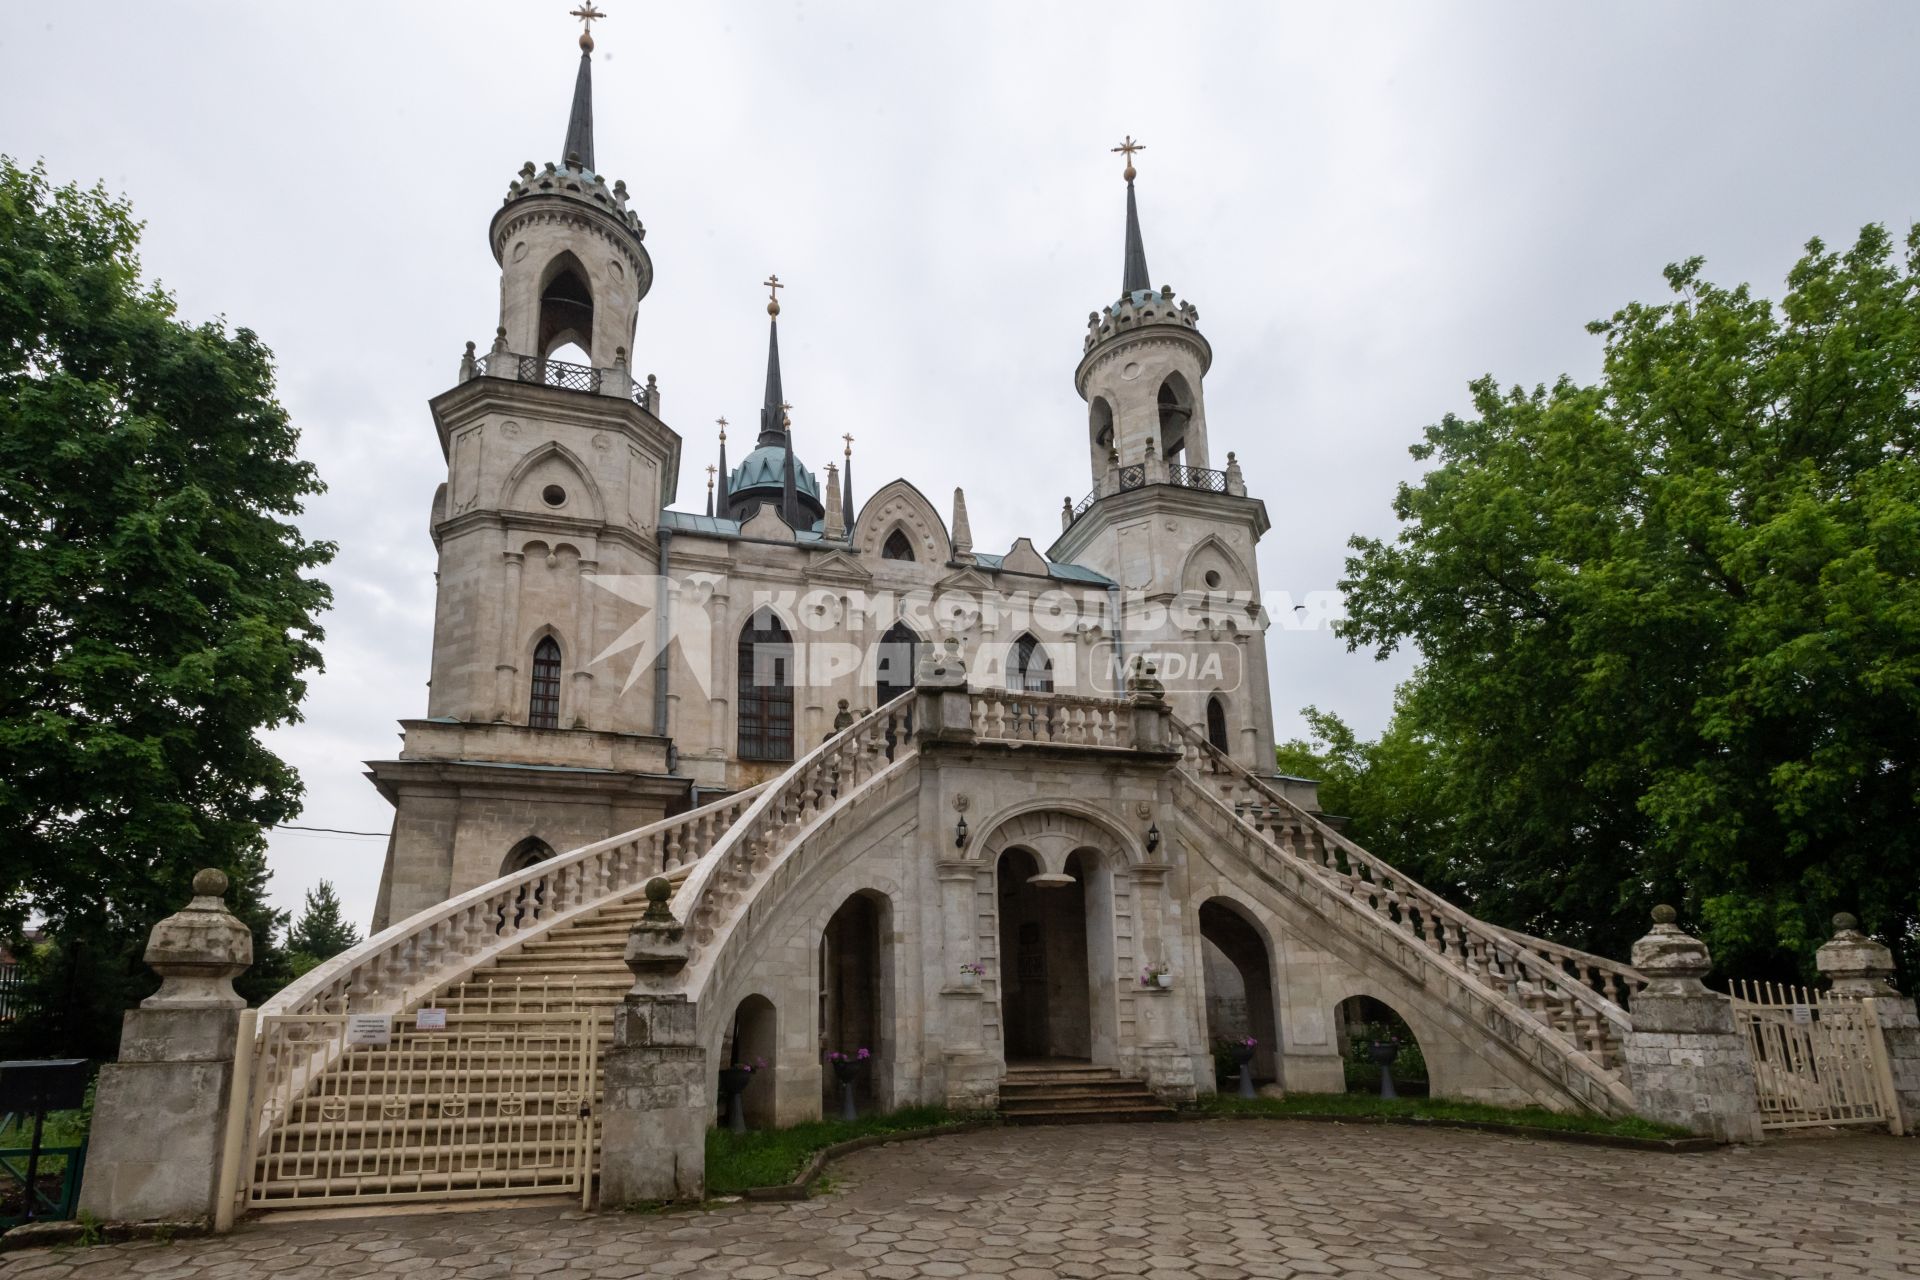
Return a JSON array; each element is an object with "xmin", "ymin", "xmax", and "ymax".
[{"xmin": 5, "ymin": 2, "xmax": 1917, "ymax": 931}]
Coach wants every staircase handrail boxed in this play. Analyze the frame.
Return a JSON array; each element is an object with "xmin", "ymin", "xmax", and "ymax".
[
  {"xmin": 1491, "ymin": 924, "xmax": 1648, "ymax": 1007},
  {"xmin": 262, "ymin": 782, "xmax": 769, "ymax": 1019},
  {"xmin": 674, "ymin": 698, "xmax": 916, "ymax": 957},
  {"xmin": 1169, "ymin": 718, "xmax": 1634, "ymax": 1043}
]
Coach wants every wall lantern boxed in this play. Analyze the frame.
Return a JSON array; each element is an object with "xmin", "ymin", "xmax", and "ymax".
[
  {"xmin": 954, "ymin": 815, "xmax": 969, "ymax": 849},
  {"xmin": 1146, "ymin": 821, "xmax": 1161, "ymax": 854}
]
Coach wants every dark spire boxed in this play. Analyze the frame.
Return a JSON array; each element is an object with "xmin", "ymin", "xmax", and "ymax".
[
  {"xmin": 781, "ymin": 417, "xmax": 800, "ymax": 529},
  {"xmin": 1111, "ymin": 135, "xmax": 1151, "ymax": 297},
  {"xmin": 1121, "ymin": 177, "xmax": 1151, "ymax": 297},
  {"xmin": 563, "ymin": 46, "xmax": 595, "ymax": 170},
  {"xmin": 715, "ymin": 418, "xmax": 731, "ymax": 520},
  {"xmin": 758, "ymin": 277, "xmax": 786, "ymax": 446},
  {"xmin": 841, "ymin": 434, "xmax": 856, "ymax": 531}
]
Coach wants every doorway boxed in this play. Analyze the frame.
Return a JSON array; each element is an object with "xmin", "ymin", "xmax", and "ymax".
[{"xmin": 996, "ymin": 847, "xmax": 1097, "ymax": 1062}]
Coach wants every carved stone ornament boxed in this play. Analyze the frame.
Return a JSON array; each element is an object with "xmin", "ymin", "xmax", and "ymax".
[
  {"xmin": 1815, "ymin": 912, "xmax": 1901, "ymax": 998},
  {"xmin": 141, "ymin": 868, "xmax": 254, "ymax": 1010},
  {"xmin": 1629, "ymin": 904, "xmax": 1712, "ymax": 996}
]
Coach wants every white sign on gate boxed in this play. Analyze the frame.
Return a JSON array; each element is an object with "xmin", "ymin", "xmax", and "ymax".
[
  {"xmin": 346, "ymin": 1013, "xmax": 393, "ymax": 1047},
  {"xmin": 1791, "ymin": 1004, "xmax": 1813, "ymax": 1025},
  {"xmin": 415, "ymin": 1007, "xmax": 448, "ymax": 1031}
]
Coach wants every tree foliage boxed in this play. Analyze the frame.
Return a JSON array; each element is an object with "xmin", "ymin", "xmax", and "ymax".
[
  {"xmin": 0, "ymin": 157, "xmax": 333, "ymax": 1055},
  {"xmin": 1337, "ymin": 223, "xmax": 1920, "ymax": 981},
  {"xmin": 288, "ymin": 879, "xmax": 360, "ymax": 975}
]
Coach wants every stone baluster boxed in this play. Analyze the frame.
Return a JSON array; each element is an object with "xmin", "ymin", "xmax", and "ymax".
[{"xmin": 1621, "ymin": 905, "xmax": 1762, "ymax": 1142}]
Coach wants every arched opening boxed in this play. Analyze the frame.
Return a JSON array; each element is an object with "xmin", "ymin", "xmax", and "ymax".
[
  {"xmin": 875, "ymin": 621, "xmax": 918, "ymax": 706},
  {"xmin": 1335, "ymin": 995, "xmax": 1429, "ymax": 1097},
  {"xmin": 996, "ymin": 847, "xmax": 1103, "ymax": 1062},
  {"xmin": 501, "ymin": 837, "xmax": 555, "ymax": 877},
  {"xmin": 819, "ymin": 892, "xmax": 891, "ymax": 1112},
  {"xmin": 1009, "ymin": 633, "xmax": 1053, "ymax": 694},
  {"xmin": 1206, "ymin": 695, "xmax": 1230, "ymax": 752},
  {"xmin": 722, "ymin": 994, "xmax": 780, "ymax": 1128},
  {"xmin": 528, "ymin": 636, "xmax": 563, "ymax": 729},
  {"xmin": 1157, "ymin": 373, "xmax": 1193, "ymax": 465},
  {"xmin": 737, "ymin": 609, "xmax": 795, "ymax": 761},
  {"xmin": 1200, "ymin": 899, "xmax": 1279, "ymax": 1087},
  {"xmin": 881, "ymin": 528, "xmax": 916, "ymax": 561},
  {"xmin": 1088, "ymin": 396, "xmax": 1116, "ymax": 466},
  {"xmin": 537, "ymin": 251, "xmax": 596, "ymax": 362}
]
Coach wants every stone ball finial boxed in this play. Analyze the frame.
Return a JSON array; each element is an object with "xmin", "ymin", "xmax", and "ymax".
[
  {"xmin": 142, "ymin": 868, "xmax": 252, "ymax": 1010},
  {"xmin": 1651, "ymin": 903, "xmax": 1677, "ymax": 925},
  {"xmin": 1816, "ymin": 912, "xmax": 1899, "ymax": 997},
  {"xmin": 1833, "ymin": 911, "xmax": 1859, "ymax": 933},
  {"xmin": 1631, "ymin": 904, "xmax": 1711, "ymax": 994}
]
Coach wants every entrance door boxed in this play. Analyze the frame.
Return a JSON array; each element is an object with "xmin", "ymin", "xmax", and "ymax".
[{"xmin": 995, "ymin": 848, "xmax": 1092, "ymax": 1061}]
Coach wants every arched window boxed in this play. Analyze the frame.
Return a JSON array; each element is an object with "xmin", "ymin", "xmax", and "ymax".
[
  {"xmin": 1010, "ymin": 633, "xmax": 1053, "ymax": 694},
  {"xmin": 1158, "ymin": 374, "xmax": 1193, "ymax": 464},
  {"xmin": 738, "ymin": 610, "xmax": 795, "ymax": 760},
  {"xmin": 1090, "ymin": 397, "xmax": 1115, "ymax": 454},
  {"xmin": 1206, "ymin": 695, "xmax": 1230, "ymax": 752},
  {"xmin": 876, "ymin": 622, "xmax": 919, "ymax": 705},
  {"xmin": 501, "ymin": 837, "xmax": 555, "ymax": 877},
  {"xmin": 881, "ymin": 529, "xmax": 916, "ymax": 562},
  {"xmin": 538, "ymin": 251, "xmax": 595, "ymax": 362},
  {"xmin": 529, "ymin": 636, "xmax": 563, "ymax": 729}
]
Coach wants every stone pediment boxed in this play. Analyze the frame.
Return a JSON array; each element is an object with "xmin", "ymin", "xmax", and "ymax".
[
  {"xmin": 934, "ymin": 565, "xmax": 997, "ymax": 593},
  {"xmin": 806, "ymin": 548, "xmax": 873, "ymax": 583},
  {"xmin": 738, "ymin": 504, "xmax": 797, "ymax": 543},
  {"xmin": 1001, "ymin": 537, "xmax": 1050, "ymax": 578}
]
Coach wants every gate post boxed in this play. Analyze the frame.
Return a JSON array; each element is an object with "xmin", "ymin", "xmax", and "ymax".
[
  {"xmin": 600, "ymin": 878, "xmax": 708, "ymax": 1204},
  {"xmin": 1622, "ymin": 905, "xmax": 1762, "ymax": 1143},
  {"xmin": 1817, "ymin": 913, "xmax": 1918, "ymax": 1135},
  {"xmin": 77, "ymin": 869, "xmax": 253, "ymax": 1226}
]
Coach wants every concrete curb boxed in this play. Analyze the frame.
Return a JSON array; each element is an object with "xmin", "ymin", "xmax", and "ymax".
[
  {"xmin": 736, "ymin": 1120, "xmax": 997, "ymax": 1202},
  {"xmin": 1, "ymin": 1217, "xmax": 211, "ymax": 1252}
]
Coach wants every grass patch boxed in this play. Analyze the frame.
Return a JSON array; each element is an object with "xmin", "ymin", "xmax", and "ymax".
[
  {"xmin": 1197, "ymin": 1091, "xmax": 1692, "ymax": 1140},
  {"xmin": 705, "ymin": 1105, "xmax": 985, "ymax": 1195}
]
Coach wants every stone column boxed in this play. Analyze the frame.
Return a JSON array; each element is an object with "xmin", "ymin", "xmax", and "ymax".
[
  {"xmin": 78, "ymin": 870, "xmax": 252, "ymax": 1225},
  {"xmin": 914, "ymin": 637, "xmax": 972, "ymax": 743},
  {"xmin": 494, "ymin": 549, "xmax": 525, "ymax": 720},
  {"xmin": 1816, "ymin": 913, "xmax": 1918, "ymax": 1135},
  {"xmin": 1622, "ymin": 905, "xmax": 1763, "ymax": 1143},
  {"xmin": 1129, "ymin": 862, "xmax": 1196, "ymax": 1104},
  {"xmin": 600, "ymin": 878, "xmax": 708, "ymax": 1204},
  {"xmin": 936, "ymin": 859, "xmax": 997, "ymax": 1110},
  {"xmin": 572, "ymin": 557, "xmax": 598, "ymax": 729}
]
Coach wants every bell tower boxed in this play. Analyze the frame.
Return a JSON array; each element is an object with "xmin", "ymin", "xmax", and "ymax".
[
  {"xmin": 1050, "ymin": 139, "xmax": 1278, "ymax": 773},
  {"xmin": 369, "ymin": 7, "xmax": 690, "ymax": 932}
]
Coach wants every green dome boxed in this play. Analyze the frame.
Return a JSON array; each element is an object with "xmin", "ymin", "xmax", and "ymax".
[{"xmin": 730, "ymin": 444, "xmax": 821, "ymax": 503}]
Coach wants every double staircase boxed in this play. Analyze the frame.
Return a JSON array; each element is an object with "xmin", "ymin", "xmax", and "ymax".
[{"xmin": 998, "ymin": 1063, "xmax": 1175, "ymax": 1125}]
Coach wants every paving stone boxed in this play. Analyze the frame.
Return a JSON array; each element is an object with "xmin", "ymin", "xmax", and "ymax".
[{"xmin": 6, "ymin": 1124, "xmax": 1919, "ymax": 1279}]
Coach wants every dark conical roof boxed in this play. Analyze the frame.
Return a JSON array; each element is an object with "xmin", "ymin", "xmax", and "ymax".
[
  {"xmin": 757, "ymin": 316, "xmax": 786, "ymax": 446},
  {"xmin": 1121, "ymin": 177, "xmax": 1151, "ymax": 296},
  {"xmin": 563, "ymin": 49, "xmax": 595, "ymax": 170}
]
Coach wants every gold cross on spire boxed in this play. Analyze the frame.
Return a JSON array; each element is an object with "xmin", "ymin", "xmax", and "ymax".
[
  {"xmin": 705, "ymin": 464, "xmax": 717, "ymax": 486},
  {"xmin": 764, "ymin": 273, "xmax": 784, "ymax": 316},
  {"xmin": 1112, "ymin": 135, "xmax": 1145, "ymax": 181},
  {"xmin": 570, "ymin": 3, "xmax": 605, "ymax": 50},
  {"xmin": 842, "ymin": 432, "xmax": 854, "ymax": 455},
  {"xmin": 715, "ymin": 415, "xmax": 728, "ymax": 440}
]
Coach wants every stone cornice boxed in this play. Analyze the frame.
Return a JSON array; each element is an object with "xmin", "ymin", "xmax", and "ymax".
[{"xmin": 1046, "ymin": 483, "xmax": 1270, "ymax": 563}]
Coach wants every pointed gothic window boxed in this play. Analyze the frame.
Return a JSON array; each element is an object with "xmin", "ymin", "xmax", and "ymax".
[
  {"xmin": 876, "ymin": 622, "xmax": 919, "ymax": 705},
  {"xmin": 1010, "ymin": 633, "xmax": 1053, "ymax": 694},
  {"xmin": 501, "ymin": 837, "xmax": 555, "ymax": 877},
  {"xmin": 1206, "ymin": 695, "xmax": 1230, "ymax": 752},
  {"xmin": 738, "ymin": 610, "xmax": 795, "ymax": 761},
  {"xmin": 881, "ymin": 529, "xmax": 916, "ymax": 562},
  {"xmin": 529, "ymin": 637, "xmax": 563, "ymax": 729}
]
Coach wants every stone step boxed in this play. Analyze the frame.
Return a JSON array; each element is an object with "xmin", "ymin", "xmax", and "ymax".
[
  {"xmin": 1000, "ymin": 1104, "xmax": 1175, "ymax": 1126},
  {"xmin": 999, "ymin": 1083, "xmax": 1163, "ymax": 1104},
  {"xmin": 1002, "ymin": 1067, "xmax": 1130, "ymax": 1085}
]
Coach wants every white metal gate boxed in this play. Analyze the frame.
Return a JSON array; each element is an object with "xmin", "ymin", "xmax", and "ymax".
[
  {"xmin": 1730, "ymin": 981, "xmax": 1903, "ymax": 1134},
  {"xmin": 236, "ymin": 1009, "xmax": 603, "ymax": 1210}
]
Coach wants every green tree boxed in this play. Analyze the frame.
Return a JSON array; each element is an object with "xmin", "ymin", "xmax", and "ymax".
[
  {"xmin": 287, "ymin": 879, "xmax": 361, "ymax": 975},
  {"xmin": 0, "ymin": 157, "xmax": 332, "ymax": 1057},
  {"xmin": 1337, "ymin": 223, "xmax": 1920, "ymax": 981}
]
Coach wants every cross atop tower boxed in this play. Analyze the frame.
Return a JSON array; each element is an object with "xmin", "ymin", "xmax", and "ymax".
[
  {"xmin": 570, "ymin": 3, "xmax": 606, "ymax": 50},
  {"xmin": 764, "ymin": 273, "xmax": 784, "ymax": 316},
  {"xmin": 716, "ymin": 415, "xmax": 728, "ymax": 440},
  {"xmin": 1111, "ymin": 135, "xmax": 1145, "ymax": 182}
]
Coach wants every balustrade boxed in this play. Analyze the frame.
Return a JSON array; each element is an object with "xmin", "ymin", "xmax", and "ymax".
[
  {"xmin": 1173, "ymin": 719, "xmax": 1636, "ymax": 1074},
  {"xmin": 968, "ymin": 690, "xmax": 1133, "ymax": 749}
]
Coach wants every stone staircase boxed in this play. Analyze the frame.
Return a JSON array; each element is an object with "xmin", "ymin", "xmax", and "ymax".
[{"xmin": 997, "ymin": 1063, "xmax": 1176, "ymax": 1125}]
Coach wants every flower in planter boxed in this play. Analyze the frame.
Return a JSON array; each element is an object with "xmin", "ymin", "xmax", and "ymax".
[
  {"xmin": 1241, "ymin": 1036, "xmax": 1257, "ymax": 1048},
  {"xmin": 1139, "ymin": 961, "xmax": 1171, "ymax": 987},
  {"xmin": 825, "ymin": 1047, "xmax": 873, "ymax": 1063},
  {"xmin": 959, "ymin": 962, "xmax": 986, "ymax": 977},
  {"xmin": 734, "ymin": 1056, "xmax": 769, "ymax": 1073}
]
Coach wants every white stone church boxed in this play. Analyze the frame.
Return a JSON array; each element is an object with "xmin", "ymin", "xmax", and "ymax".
[{"xmin": 94, "ymin": 17, "xmax": 1909, "ymax": 1225}]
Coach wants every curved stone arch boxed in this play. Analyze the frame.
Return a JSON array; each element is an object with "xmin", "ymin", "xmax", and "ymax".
[
  {"xmin": 500, "ymin": 439, "xmax": 607, "ymax": 523},
  {"xmin": 1178, "ymin": 532, "xmax": 1253, "ymax": 596},
  {"xmin": 852, "ymin": 479, "xmax": 951, "ymax": 564},
  {"xmin": 972, "ymin": 801, "xmax": 1147, "ymax": 876},
  {"xmin": 1196, "ymin": 892, "xmax": 1283, "ymax": 1081},
  {"xmin": 1318, "ymin": 973, "xmax": 1451, "ymax": 1099}
]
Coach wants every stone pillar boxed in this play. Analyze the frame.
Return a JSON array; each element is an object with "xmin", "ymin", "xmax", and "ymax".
[
  {"xmin": 1816, "ymin": 913, "xmax": 1919, "ymax": 1135},
  {"xmin": 1129, "ymin": 862, "xmax": 1196, "ymax": 1103},
  {"xmin": 493, "ymin": 549, "xmax": 525, "ymax": 720},
  {"xmin": 935, "ymin": 859, "xmax": 997, "ymax": 1111},
  {"xmin": 571, "ymin": 557, "xmax": 598, "ymax": 729},
  {"xmin": 600, "ymin": 878, "xmax": 708, "ymax": 1204},
  {"xmin": 914, "ymin": 637, "xmax": 972, "ymax": 743},
  {"xmin": 1621, "ymin": 905, "xmax": 1763, "ymax": 1143},
  {"xmin": 78, "ymin": 870, "xmax": 252, "ymax": 1225},
  {"xmin": 1125, "ymin": 659, "xmax": 1172, "ymax": 752}
]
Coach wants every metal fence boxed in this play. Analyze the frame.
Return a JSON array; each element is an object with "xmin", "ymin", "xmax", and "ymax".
[
  {"xmin": 1069, "ymin": 461, "xmax": 1232, "ymax": 523},
  {"xmin": 1729, "ymin": 981, "xmax": 1902, "ymax": 1133}
]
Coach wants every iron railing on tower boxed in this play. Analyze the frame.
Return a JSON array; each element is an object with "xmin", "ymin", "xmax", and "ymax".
[
  {"xmin": 465, "ymin": 349, "xmax": 655, "ymax": 408},
  {"xmin": 1068, "ymin": 460, "xmax": 1235, "ymax": 524}
]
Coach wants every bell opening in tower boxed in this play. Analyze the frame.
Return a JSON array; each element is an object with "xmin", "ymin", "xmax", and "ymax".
[{"xmin": 537, "ymin": 251, "xmax": 596, "ymax": 362}]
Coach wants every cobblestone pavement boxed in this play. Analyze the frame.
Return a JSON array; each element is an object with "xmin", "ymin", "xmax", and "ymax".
[{"xmin": 6, "ymin": 1122, "xmax": 1918, "ymax": 1279}]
